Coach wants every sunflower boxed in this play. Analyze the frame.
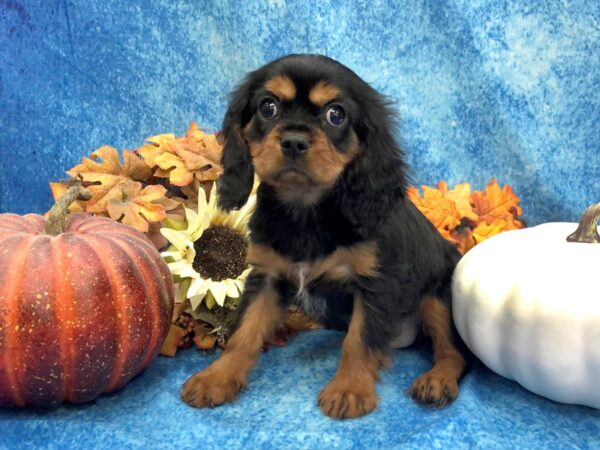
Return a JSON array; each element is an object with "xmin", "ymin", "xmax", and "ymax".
[{"xmin": 160, "ymin": 181, "xmax": 257, "ymax": 315}]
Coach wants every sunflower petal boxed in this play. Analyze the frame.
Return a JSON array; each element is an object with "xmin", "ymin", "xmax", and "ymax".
[
  {"xmin": 209, "ymin": 282, "xmax": 228, "ymax": 306},
  {"xmin": 225, "ymin": 279, "xmax": 241, "ymax": 298},
  {"xmin": 187, "ymin": 276, "xmax": 209, "ymax": 298},
  {"xmin": 161, "ymin": 228, "xmax": 193, "ymax": 252},
  {"xmin": 167, "ymin": 259, "xmax": 193, "ymax": 275}
]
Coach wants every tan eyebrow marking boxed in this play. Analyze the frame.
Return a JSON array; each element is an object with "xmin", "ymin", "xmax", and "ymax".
[
  {"xmin": 264, "ymin": 75, "xmax": 297, "ymax": 101},
  {"xmin": 309, "ymin": 81, "xmax": 341, "ymax": 106}
]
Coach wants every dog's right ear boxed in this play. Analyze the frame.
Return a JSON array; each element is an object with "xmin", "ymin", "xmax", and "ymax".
[{"xmin": 217, "ymin": 79, "xmax": 256, "ymax": 211}]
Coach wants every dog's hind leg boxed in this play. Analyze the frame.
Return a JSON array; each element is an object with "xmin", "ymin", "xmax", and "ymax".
[{"xmin": 410, "ymin": 296, "xmax": 466, "ymax": 407}]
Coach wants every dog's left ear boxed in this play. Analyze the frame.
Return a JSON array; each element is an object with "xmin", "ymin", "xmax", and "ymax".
[
  {"xmin": 217, "ymin": 78, "xmax": 256, "ymax": 211},
  {"xmin": 338, "ymin": 93, "xmax": 408, "ymax": 237}
]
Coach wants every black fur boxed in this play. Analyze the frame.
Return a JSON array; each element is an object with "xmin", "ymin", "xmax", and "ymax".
[{"xmin": 220, "ymin": 54, "xmax": 462, "ymax": 355}]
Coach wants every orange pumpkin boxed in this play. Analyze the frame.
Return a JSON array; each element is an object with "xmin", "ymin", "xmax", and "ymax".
[{"xmin": 0, "ymin": 184, "xmax": 174, "ymax": 407}]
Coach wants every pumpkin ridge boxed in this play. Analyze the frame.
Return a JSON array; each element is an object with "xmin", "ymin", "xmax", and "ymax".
[
  {"xmin": 84, "ymin": 235, "xmax": 149, "ymax": 392},
  {"xmin": 0, "ymin": 220, "xmax": 36, "ymax": 236},
  {"xmin": 110, "ymin": 233, "xmax": 175, "ymax": 318},
  {"xmin": 106, "ymin": 236, "xmax": 159, "ymax": 371},
  {"xmin": 50, "ymin": 234, "xmax": 76, "ymax": 403},
  {"xmin": 74, "ymin": 222, "xmax": 154, "ymax": 245},
  {"xmin": 0, "ymin": 235, "xmax": 35, "ymax": 407},
  {"xmin": 81, "ymin": 235, "xmax": 131, "ymax": 393},
  {"xmin": 106, "ymin": 233, "xmax": 174, "ymax": 368},
  {"xmin": 0, "ymin": 215, "xmax": 27, "ymax": 228}
]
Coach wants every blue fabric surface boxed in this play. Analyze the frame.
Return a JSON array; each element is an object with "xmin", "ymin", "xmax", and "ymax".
[
  {"xmin": 1, "ymin": 330, "xmax": 599, "ymax": 449},
  {"xmin": 1, "ymin": 1, "xmax": 599, "ymax": 223}
]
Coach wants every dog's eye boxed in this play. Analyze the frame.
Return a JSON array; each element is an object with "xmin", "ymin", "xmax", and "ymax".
[
  {"xmin": 259, "ymin": 98, "xmax": 278, "ymax": 119},
  {"xmin": 325, "ymin": 104, "xmax": 346, "ymax": 127}
]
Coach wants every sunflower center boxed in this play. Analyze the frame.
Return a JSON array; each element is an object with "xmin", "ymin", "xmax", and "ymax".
[{"xmin": 192, "ymin": 225, "xmax": 248, "ymax": 281}]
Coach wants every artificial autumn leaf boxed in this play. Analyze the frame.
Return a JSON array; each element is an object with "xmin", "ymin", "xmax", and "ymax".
[
  {"xmin": 50, "ymin": 146, "xmax": 178, "ymax": 232},
  {"xmin": 105, "ymin": 182, "xmax": 179, "ymax": 232},
  {"xmin": 407, "ymin": 186, "xmax": 461, "ymax": 231},
  {"xmin": 472, "ymin": 220, "xmax": 508, "ymax": 244},
  {"xmin": 61, "ymin": 146, "xmax": 153, "ymax": 214},
  {"xmin": 161, "ymin": 325, "xmax": 187, "ymax": 357},
  {"xmin": 450, "ymin": 227, "xmax": 476, "ymax": 254},
  {"xmin": 472, "ymin": 179, "xmax": 523, "ymax": 227},
  {"xmin": 264, "ymin": 308, "xmax": 323, "ymax": 351},
  {"xmin": 49, "ymin": 182, "xmax": 85, "ymax": 213},
  {"xmin": 409, "ymin": 179, "xmax": 525, "ymax": 254},
  {"xmin": 193, "ymin": 324, "xmax": 218, "ymax": 350},
  {"xmin": 436, "ymin": 181, "xmax": 478, "ymax": 222},
  {"xmin": 169, "ymin": 178, "xmax": 214, "ymax": 212},
  {"xmin": 138, "ymin": 122, "xmax": 223, "ymax": 187}
]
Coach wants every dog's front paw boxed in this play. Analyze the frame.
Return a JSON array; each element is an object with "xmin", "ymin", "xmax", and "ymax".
[
  {"xmin": 181, "ymin": 366, "xmax": 243, "ymax": 408},
  {"xmin": 318, "ymin": 377, "xmax": 378, "ymax": 419},
  {"xmin": 410, "ymin": 368, "xmax": 458, "ymax": 407}
]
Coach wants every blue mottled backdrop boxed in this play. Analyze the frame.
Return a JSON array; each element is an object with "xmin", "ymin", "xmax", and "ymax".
[
  {"xmin": 1, "ymin": 1, "xmax": 600, "ymax": 449},
  {"xmin": 1, "ymin": 0, "xmax": 599, "ymax": 223}
]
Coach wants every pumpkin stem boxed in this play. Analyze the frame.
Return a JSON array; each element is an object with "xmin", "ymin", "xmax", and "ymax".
[
  {"xmin": 567, "ymin": 202, "xmax": 600, "ymax": 244},
  {"xmin": 44, "ymin": 181, "xmax": 92, "ymax": 236}
]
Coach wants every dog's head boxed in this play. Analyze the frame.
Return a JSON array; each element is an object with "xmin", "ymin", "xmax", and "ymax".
[{"xmin": 218, "ymin": 54, "xmax": 407, "ymax": 234}]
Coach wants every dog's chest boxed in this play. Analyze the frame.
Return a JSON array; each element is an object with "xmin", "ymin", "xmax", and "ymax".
[{"xmin": 289, "ymin": 262, "xmax": 335, "ymax": 322}]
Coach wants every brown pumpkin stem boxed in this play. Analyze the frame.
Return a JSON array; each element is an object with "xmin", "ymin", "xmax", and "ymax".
[
  {"xmin": 44, "ymin": 181, "xmax": 92, "ymax": 236},
  {"xmin": 566, "ymin": 202, "xmax": 600, "ymax": 244}
]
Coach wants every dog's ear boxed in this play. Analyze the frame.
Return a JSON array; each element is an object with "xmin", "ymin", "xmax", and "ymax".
[
  {"xmin": 337, "ymin": 91, "xmax": 408, "ymax": 237},
  {"xmin": 217, "ymin": 79, "xmax": 256, "ymax": 211}
]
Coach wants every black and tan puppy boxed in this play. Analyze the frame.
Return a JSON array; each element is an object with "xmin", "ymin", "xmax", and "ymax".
[{"xmin": 182, "ymin": 54, "xmax": 466, "ymax": 419}]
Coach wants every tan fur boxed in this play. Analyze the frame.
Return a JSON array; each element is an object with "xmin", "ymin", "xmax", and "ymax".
[
  {"xmin": 318, "ymin": 296, "xmax": 386, "ymax": 419},
  {"xmin": 305, "ymin": 129, "xmax": 359, "ymax": 187},
  {"xmin": 304, "ymin": 241, "xmax": 379, "ymax": 284},
  {"xmin": 246, "ymin": 243, "xmax": 294, "ymax": 278},
  {"xmin": 247, "ymin": 241, "xmax": 379, "ymax": 284},
  {"xmin": 248, "ymin": 125, "xmax": 284, "ymax": 182},
  {"xmin": 246, "ymin": 122, "xmax": 359, "ymax": 206},
  {"xmin": 181, "ymin": 286, "xmax": 284, "ymax": 407},
  {"xmin": 309, "ymin": 81, "xmax": 341, "ymax": 106},
  {"xmin": 265, "ymin": 75, "xmax": 297, "ymax": 101},
  {"xmin": 410, "ymin": 296, "xmax": 466, "ymax": 407}
]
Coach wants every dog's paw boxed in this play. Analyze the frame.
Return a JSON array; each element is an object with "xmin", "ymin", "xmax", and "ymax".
[
  {"xmin": 318, "ymin": 378, "xmax": 378, "ymax": 419},
  {"xmin": 181, "ymin": 367, "xmax": 243, "ymax": 408},
  {"xmin": 410, "ymin": 369, "xmax": 458, "ymax": 407}
]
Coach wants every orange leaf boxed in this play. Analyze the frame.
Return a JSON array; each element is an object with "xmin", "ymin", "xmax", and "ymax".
[
  {"xmin": 105, "ymin": 182, "xmax": 179, "ymax": 232},
  {"xmin": 192, "ymin": 324, "xmax": 218, "ymax": 350},
  {"xmin": 407, "ymin": 186, "xmax": 461, "ymax": 231},
  {"xmin": 472, "ymin": 179, "xmax": 523, "ymax": 227},
  {"xmin": 138, "ymin": 122, "xmax": 223, "ymax": 187},
  {"xmin": 450, "ymin": 227, "xmax": 476, "ymax": 254},
  {"xmin": 437, "ymin": 181, "xmax": 478, "ymax": 222},
  {"xmin": 161, "ymin": 325, "xmax": 186, "ymax": 357},
  {"xmin": 472, "ymin": 220, "xmax": 507, "ymax": 244}
]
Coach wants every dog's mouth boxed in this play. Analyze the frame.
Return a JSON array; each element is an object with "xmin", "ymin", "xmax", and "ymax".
[{"xmin": 273, "ymin": 166, "xmax": 315, "ymax": 186}]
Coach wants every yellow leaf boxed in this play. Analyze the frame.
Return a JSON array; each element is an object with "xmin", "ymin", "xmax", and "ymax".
[
  {"xmin": 49, "ymin": 182, "xmax": 85, "ymax": 213},
  {"xmin": 450, "ymin": 227, "xmax": 476, "ymax": 254},
  {"xmin": 437, "ymin": 181, "xmax": 478, "ymax": 222},
  {"xmin": 472, "ymin": 220, "xmax": 507, "ymax": 244},
  {"xmin": 407, "ymin": 186, "xmax": 461, "ymax": 231},
  {"xmin": 138, "ymin": 122, "xmax": 223, "ymax": 187}
]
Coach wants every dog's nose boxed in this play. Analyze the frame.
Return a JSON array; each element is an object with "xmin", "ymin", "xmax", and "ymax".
[{"xmin": 281, "ymin": 135, "xmax": 309, "ymax": 159}]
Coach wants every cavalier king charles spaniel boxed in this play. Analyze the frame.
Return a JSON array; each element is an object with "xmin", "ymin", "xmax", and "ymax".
[{"xmin": 181, "ymin": 54, "xmax": 467, "ymax": 419}]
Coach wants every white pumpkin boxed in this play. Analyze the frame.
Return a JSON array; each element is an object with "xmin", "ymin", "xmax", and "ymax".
[{"xmin": 452, "ymin": 203, "xmax": 600, "ymax": 409}]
